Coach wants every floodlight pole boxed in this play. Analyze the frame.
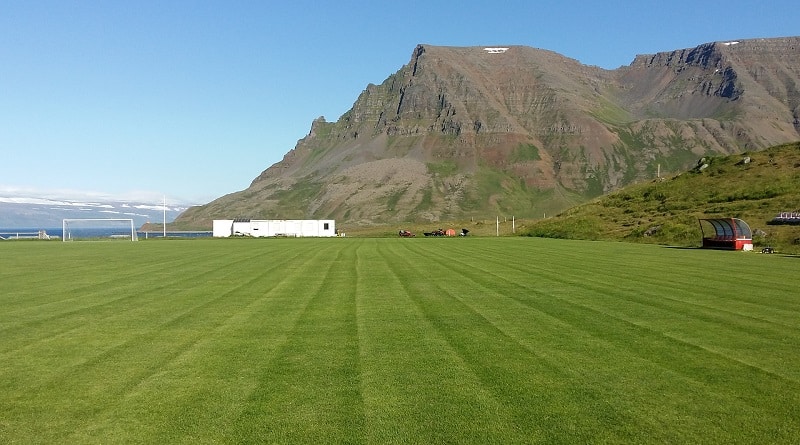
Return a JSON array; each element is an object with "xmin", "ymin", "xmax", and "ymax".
[{"xmin": 163, "ymin": 195, "xmax": 167, "ymax": 238}]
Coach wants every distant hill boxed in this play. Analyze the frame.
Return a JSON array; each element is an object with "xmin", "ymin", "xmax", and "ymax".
[
  {"xmin": 0, "ymin": 198, "xmax": 186, "ymax": 229},
  {"xmin": 175, "ymin": 37, "xmax": 800, "ymax": 229},
  {"xmin": 524, "ymin": 142, "xmax": 800, "ymax": 254}
]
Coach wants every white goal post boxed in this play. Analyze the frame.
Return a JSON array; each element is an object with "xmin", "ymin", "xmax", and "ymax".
[{"xmin": 62, "ymin": 218, "xmax": 138, "ymax": 242}]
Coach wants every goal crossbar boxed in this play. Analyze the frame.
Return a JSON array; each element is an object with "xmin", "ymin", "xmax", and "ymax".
[{"xmin": 62, "ymin": 218, "xmax": 138, "ymax": 242}]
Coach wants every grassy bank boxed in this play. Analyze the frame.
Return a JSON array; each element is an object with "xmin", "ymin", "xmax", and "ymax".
[{"xmin": 524, "ymin": 142, "xmax": 800, "ymax": 254}]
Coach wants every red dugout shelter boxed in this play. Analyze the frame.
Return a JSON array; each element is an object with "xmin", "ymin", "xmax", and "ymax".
[{"xmin": 698, "ymin": 218, "xmax": 753, "ymax": 251}]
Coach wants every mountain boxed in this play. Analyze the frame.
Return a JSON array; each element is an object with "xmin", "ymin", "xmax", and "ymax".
[
  {"xmin": 0, "ymin": 197, "xmax": 187, "ymax": 229},
  {"xmin": 175, "ymin": 37, "xmax": 800, "ymax": 228},
  {"xmin": 523, "ymin": 141, "xmax": 800, "ymax": 254}
]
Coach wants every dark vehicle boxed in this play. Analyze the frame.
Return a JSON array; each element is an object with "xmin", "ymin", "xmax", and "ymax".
[
  {"xmin": 460, "ymin": 228, "xmax": 469, "ymax": 236},
  {"xmin": 424, "ymin": 228, "xmax": 446, "ymax": 236}
]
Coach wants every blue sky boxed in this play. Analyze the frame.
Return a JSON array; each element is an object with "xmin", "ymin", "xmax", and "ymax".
[{"xmin": 1, "ymin": 0, "xmax": 797, "ymax": 205}]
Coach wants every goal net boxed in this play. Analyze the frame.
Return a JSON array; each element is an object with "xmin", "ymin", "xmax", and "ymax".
[{"xmin": 62, "ymin": 218, "xmax": 138, "ymax": 241}]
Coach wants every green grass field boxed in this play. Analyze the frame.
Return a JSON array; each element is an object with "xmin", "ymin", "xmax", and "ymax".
[{"xmin": 1, "ymin": 238, "xmax": 799, "ymax": 443}]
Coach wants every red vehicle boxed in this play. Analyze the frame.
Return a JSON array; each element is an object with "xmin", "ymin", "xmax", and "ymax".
[{"xmin": 398, "ymin": 230, "xmax": 415, "ymax": 237}]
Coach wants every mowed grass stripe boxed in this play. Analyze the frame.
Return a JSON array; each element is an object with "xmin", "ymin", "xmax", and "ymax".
[
  {"xmin": 105, "ymin": 240, "xmax": 340, "ymax": 444},
  {"xmin": 356, "ymin": 240, "xmax": 525, "ymax": 444},
  {"xmin": 446, "ymin": 239, "xmax": 800, "ymax": 383},
  {"xmin": 435, "ymin": 238, "xmax": 800, "ymax": 374},
  {"xmin": 404, "ymin": 238, "xmax": 658, "ymax": 427},
  {"xmin": 228, "ymin": 240, "xmax": 365, "ymax": 444},
  {"xmin": 72, "ymin": 240, "xmax": 332, "ymax": 444},
  {"xmin": 0, "ymin": 242, "xmax": 227, "ymax": 315},
  {"xmin": 391, "ymin": 240, "xmax": 639, "ymax": 443},
  {"xmin": 500, "ymin": 238, "xmax": 800, "ymax": 312},
  {"xmin": 1, "ymin": 240, "xmax": 324, "ymax": 443},
  {"xmin": 0, "ymin": 241, "xmax": 291, "ymax": 372},
  {"xmin": 404, "ymin": 238, "xmax": 800, "ymax": 441},
  {"xmin": 1, "ymin": 238, "xmax": 799, "ymax": 443},
  {"xmin": 0, "ymin": 241, "xmax": 268, "ymax": 340}
]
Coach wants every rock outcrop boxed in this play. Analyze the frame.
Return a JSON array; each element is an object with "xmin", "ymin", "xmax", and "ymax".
[{"xmin": 176, "ymin": 37, "xmax": 800, "ymax": 227}]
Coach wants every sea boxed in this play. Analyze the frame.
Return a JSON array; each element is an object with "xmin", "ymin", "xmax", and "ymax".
[{"xmin": 0, "ymin": 228, "xmax": 212, "ymax": 240}]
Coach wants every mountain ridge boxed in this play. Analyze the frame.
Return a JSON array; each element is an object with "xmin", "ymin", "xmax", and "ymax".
[{"xmin": 175, "ymin": 37, "xmax": 800, "ymax": 228}]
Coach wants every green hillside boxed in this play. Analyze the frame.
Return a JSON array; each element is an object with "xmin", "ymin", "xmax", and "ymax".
[{"xmin": 524, "ymin": 142, "xmax": 800, "ymax": 254}]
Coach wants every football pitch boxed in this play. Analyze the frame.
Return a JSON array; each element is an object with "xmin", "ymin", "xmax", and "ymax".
[{"xmin": 1, "ymin": 237, "xmax": 798, "ymax": 443}]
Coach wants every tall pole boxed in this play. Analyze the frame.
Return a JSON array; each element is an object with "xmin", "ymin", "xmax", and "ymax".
[{"xmin": 163, "ymin": 195, "xmax": 167, "ymax": 238}]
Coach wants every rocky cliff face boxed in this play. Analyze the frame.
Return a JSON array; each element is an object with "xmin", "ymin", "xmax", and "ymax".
[{"xmin": 177, "ymin": 37, "xmax": 800, "ymax": 227}]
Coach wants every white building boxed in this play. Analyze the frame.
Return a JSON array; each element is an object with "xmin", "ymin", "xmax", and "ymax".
[{"xmin": 213, "ymin": 219, "xmax": 336, "ymax": 238}]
